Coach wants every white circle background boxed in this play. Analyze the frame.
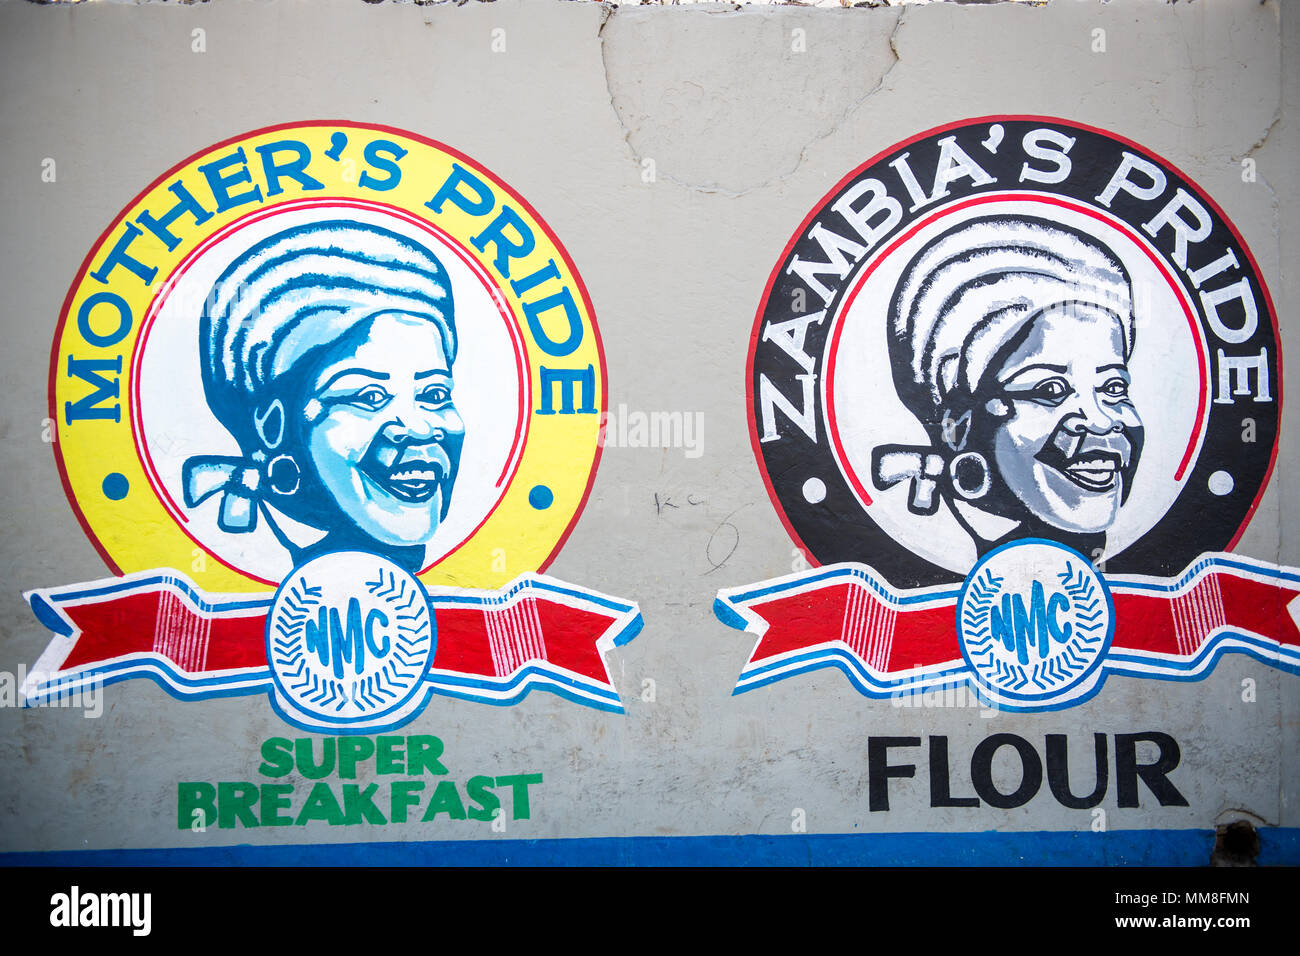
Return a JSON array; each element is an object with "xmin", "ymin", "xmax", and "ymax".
[
  {"xmin": 825, "ymin": 197, "xmax": 1204, "ymax": 575},
  {"xmin": 135, "ymin": 203, "xmax": 525, "ymax": 583},
  {"xmin": 269, "ymin": 551, "xmax": 433, "ymax": 721}
]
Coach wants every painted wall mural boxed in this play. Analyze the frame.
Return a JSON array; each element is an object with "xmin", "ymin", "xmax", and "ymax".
[
  {"xmin": 717, "ymin": 116, "xmax": 1299, "ymax": 712},
  {"xmin": 26, "ymin": 122, "xmax": 642, "ymax": 733}
]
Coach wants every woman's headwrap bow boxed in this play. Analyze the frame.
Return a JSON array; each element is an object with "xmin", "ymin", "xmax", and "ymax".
[{"xmin": 873, "ymin": 215, "xmax": 1135, "ymax": 515}]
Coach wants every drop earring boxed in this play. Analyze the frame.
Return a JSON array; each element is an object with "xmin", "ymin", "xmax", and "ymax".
[{"xmin": 254, "ymin": 398, "xmax": 287, "ymax": 450}]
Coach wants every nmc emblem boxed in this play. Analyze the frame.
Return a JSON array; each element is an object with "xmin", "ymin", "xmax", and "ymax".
[{"xmin": 717, "ymin": 116, "xmax": 1297, "ymax": 712}]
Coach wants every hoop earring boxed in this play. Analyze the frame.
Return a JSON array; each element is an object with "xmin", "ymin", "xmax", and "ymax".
[
  {"xmin": 949, "ymin": 451, "xmax": 990, "ymax": 501},
  {"xmin": 267, "ymin": 454, "xmax": 300, "ymax": 496}
]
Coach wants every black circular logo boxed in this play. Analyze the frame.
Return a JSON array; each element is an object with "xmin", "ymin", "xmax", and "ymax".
[{"xmin": 748, "ymin": 116, "xmax": 1280, "ymax": 588}]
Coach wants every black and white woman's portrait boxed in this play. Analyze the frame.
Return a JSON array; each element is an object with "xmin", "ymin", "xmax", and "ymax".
[{"xmin": 827, "ymin": 203, "xmax": 1203, "ymax": 575}]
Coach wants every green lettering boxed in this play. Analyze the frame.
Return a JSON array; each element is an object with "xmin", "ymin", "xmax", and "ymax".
[
  {"xmin": 496, "ymin": 773, "xmax": 543, "ymax": 820},
  {"xmin": 342, "ymin": 783, "xmax": 387, "ymax": 825},
  {"xmin": 217, "ymin": 782, "xmax": 260, "ymax": 829},
  {"xmin": 177, "ymin": 782, "xmax": 216, "ymax": 831},
  {"xmin": 337, "ymin": 736, "xmax": 374, "ymax": 779},
  {"xmin": 406, "ymin": 735, "xmax": 447, "ymax": 775},
  {"xmin": 295, "ymin": 737, "xmax": 336, "ymax": 779},
  {"xmin": 258, "ymin": 737, "xmax": 294, "ymax": 777},
  {"xmin": 421, "ymin": 780, "xmax": 467, "ymax": 821},
  {"xmin": 466, "ymin": 774, "xmax": 500, "ymax": 822},
  {"xmin": 260, "ymin": 784, "xmax": 295, "ymax": 827},
  {"xmin": 295, "ymin": 782, "xmax": 345, "ymax": 826},
  {"xmin": 390, "ymin": 781, "xmax": 425, "ymax": 823},
  {"xmin": 377, "ymin": 736, "xmax": 405, "ymax": 775}
]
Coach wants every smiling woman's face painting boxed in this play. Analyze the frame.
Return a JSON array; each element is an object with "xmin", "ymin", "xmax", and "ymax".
[
  {"xmin": 984, "ymin": 302, "xmax": 1143, "ymax": 535},
  {"xmin": 299, "ymin": 311, "xmax": 465, "ymax": 547}
]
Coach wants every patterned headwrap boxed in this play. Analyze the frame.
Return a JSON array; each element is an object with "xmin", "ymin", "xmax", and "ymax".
[
  {"xmin": 184, "ymin": 220, "xmax": 456, "ymax": 532},
  {"xmin": 888, "ymin": 215, "xmax": 1133, "ymax": 424}
]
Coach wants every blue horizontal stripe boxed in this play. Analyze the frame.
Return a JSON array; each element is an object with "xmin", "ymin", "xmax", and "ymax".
[
  {"xmin": 738, "ymin": 646, "xmax": 969, "ymax": 692},
  {"xmin": 1111, "ymin": 555, "xmax": 1300, "ymax": 593},
  {"xmin": 3, "ymin": 827, "xmax": 1295, "ymax": 867}
]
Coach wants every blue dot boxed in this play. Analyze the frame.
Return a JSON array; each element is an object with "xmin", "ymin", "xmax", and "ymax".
[
  {"xmin": 528, "ymin": 484, "xmax": 553, "ymax": 510},
  {"xmin": 102, "ymin": 473, "xmax": 129, "ymax": 500}
]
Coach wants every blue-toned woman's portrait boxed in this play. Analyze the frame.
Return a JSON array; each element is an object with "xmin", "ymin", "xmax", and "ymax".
[{"xmin": 182, "ymin": 221, "xmax": 465, "ymax": 574}]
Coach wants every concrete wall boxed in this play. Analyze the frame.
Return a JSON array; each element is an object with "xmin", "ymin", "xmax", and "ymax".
[{"xmin": 0, "ymin": 0, "xmax": 1295, "ymax": 865}]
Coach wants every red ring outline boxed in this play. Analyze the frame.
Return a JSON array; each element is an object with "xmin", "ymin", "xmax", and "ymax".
[
  {"xmin": 129, "ymin": 197, "xmax": 531, "ymax": 586},
  {"xmin": 49, "ymin": 120, "xmax": 608, "ymax": 584},
  {"xmin": 823, "ymin": 192, "xmax": 1207, "ymax": 515},
  {"xmin": 745, "ymin": 115, "xmax": 1283, "ymax": 571}
]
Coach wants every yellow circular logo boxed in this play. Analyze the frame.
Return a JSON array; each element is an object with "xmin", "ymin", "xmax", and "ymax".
[{"xmin": 51, "ymin": 122, "xmax": 606, "ymax": 592}]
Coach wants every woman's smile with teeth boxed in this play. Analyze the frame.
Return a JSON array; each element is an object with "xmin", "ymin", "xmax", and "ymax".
[
  {"xmin": 361, "ymin": 444, "xmax": 451, "ymax": 503},
  {"xmin": 1062, "ymin": 456, "xmax": 1120, "ymax": 491},
  {"xmin": 1036, "ymin": 437, "xmax": 1128, "ymax": 494}
]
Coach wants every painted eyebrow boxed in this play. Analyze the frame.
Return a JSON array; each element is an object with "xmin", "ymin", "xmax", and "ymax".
[
  {"xmin": 1096, "ymin": 363, "xmax": 1129, "ymax": 374},
  {"xmin": 319, "ymin": 368, "xmax": 391, "ymax": 389},
  {"xmin": 1001, "ymin": 363, "xmax": 1069, "ymax": 382},
  {"xmin": 415, "ymin": 369, "xmax": 452, "ymax": 380}
]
